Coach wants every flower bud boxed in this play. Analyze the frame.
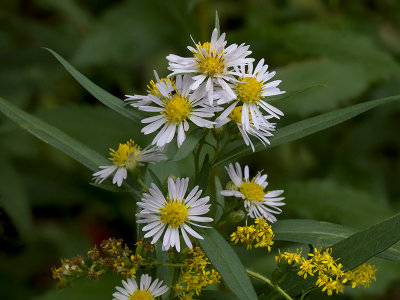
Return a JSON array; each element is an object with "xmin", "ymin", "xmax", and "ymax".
[
  {"xmin": 225, "ymin": 180, "xmax": 239, "ymax": 191},
  {"xmin": 227, "ymin": 209, "xmax": 246, "ymax": 223},
  {"xmin": 212, "ymin": 126, "xmax": 224, "ymax": 140}
]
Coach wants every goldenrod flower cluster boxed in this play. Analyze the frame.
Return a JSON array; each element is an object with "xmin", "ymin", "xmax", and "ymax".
[
  {"xmin": 175, "ymin": 246, "xmax": 221, "ymax": 299},
  {"xmin": 275, "ymin": 248, "xmax": 302, "ymax": 265},
  {"xmin": 231, "ymin": 217, "xmax": 274, "ymax": 251},
  {"xmin": 343, "ymin": 263, "xmax": 377, "ymax": 288},
  {"xmin": 52, "ymin": 238, "xmax": 152, "ymax": 289},
  {"xmin": 275, "ymin": 248, "xmax": 377, "ymax": 296}
]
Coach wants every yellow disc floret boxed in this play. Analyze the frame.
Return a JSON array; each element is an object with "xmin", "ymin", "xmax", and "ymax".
[
  {"xmin": 163, "ymin": 95, "xmax": 192, "ymax": 123},
  {"xmin": 160, "ymin": 197, "xmax": 189, "ymax": 227},
  {"xmin": 195, "ymin": 42, "xmax": 225, "ymax": 77},
  {"xmin": 240, "ymin": 179, "xmax": 265, "ymax": 202},
  {"xmin": 228, "ymin": 106, "xmax": 253, "ymax": 124},
  {"xmin": 147, "ymin": 78, "xmax": 176, "ymax": 96},
  {"xmin": 236, "ymin": 77, "xmax": 263, "ymax": 103},
  {"xmin": 110, "ymin": 139, "xmax": 141, "ymax": 170},
  {"xmin": 129, "ymin": 289, "xmax": 154, "ymax": 300},
  {"xmin": 228, "ymin": 106, "xmax": 243, "ymax": 123}
]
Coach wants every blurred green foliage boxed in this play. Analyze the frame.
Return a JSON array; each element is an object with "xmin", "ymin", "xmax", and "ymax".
[{"xmin": 1, "ymin": 0, "xmax": 400, "ymax": 299}]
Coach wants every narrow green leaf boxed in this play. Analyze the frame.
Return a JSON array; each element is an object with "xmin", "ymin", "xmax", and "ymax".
[
  {"xmin": 331, "ymin": 212, "xmax": 400, "ymax": 270},
  {"xmin": 273, "ymin": 219, "xmax": 400, "ymax": 262},
  {"xmin": 147, "ymin": 167, "xmax": 163, "ymax": 189},
  {"xmin": 198, "ymin": 154, "xmax": 210, "ymax": 191},
  {"xmin": 0, "ymin": 97, "xmax": 108, "ymax": 171},
  {"xmin": 215, "ymin": 11, "xmax": 220, "ymax": 36},
  {"xmin": 173, "ymin": 128, "xmax": 203, "ymax": 161},
  {"xmin": 215, "ymin": 94, "xmax": 400, "ymax": 166},
  {"xmin": 44, "ymin": 48, "xmax": 143, "ymax": 124},
  {"xmin": 0, "ymin": 98, "xmax": 139, "ymax": 194},
  {"xmin": 154, "ymin": 241, "xmax": 171, "ymax": 300},
  {"xmin": 199, "ymin": 228, "xmax": 258, "ymax": 300},
  {"xmin": 214, "ymin": 176, "xmax": 225, "ymax": 223},
  {"xmin": 281, "ymin": 213, "xmax": 400, "ymax": 296},
  {"xmin": 198, "ymin": 290, "xmax": 239, "ymax": 300}
]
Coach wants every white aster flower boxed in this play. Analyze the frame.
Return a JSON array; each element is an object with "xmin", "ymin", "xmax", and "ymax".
[
  {"xmin": 216, "ymin": 105, "xmax": 276, "ymax": 151},
  {"xmin": 221, "ymin": 163, "xmax": 285, "ymax": 222},
  {"xmin": 216, "ymin": 59, "xmax": 285, "ymax": 131},
  {"xmin": 166, "ymin": 28, "xmax": 254, "ymax": 104},
  {"xmin": 93, "ymin": 139, "xmax": 167, "ymax": 187},
  {"xmin": 137, "ymin": 177, "xmax": 213, "ymax": 252},
  {"xmin": 125, "ymin": 70, "xmax": 176, "ymax": 107},
  {"xmin": 132, "ymin": 75, "xmax": 220, "ymax": 148},
  {"xmin": 112, "ymin": 274, "xmax": 168, "ymax": 300}
]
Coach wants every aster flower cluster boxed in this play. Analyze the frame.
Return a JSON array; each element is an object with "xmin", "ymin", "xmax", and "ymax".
[
  {"xmin": 49, "ymin": 24, "xmax": 379, "ymax": 300},
  {"xmin": 275, "ymin": 248, "xmax": 377, "ymax": 296},
  {"xmin": 125, "ymin": 28, "xmax": 284, "ymax": 152}
]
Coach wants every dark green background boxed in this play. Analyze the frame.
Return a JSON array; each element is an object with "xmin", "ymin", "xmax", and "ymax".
[{"xmin": 1, "ymin": 0, "xmax": 400, "ymax": 299}]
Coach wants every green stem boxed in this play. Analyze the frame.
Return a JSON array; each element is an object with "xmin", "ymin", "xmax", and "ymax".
[
  {"xmin": 137, "ymin": 178, "xmax": 149, "ymax": 193},
  {"xmin": 153, "ymin": 261, "xmax": 185, "ymax": 268},
  {"xmin": 211, "ymin": 136, "xmax": 232, "ymax": 166},
  {"xmin": 246, "ymin": 269, "xmax": 293, "ymax": 300},
  {"xmin": 194, "ymin": 131, "xmax": 208, "ymax": 181},
  {"xmin": 300, "ymin": 287, "xmax": 318, "ymax": 300}
]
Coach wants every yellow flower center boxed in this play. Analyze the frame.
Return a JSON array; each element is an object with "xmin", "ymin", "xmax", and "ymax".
[
  {"xmin": 195, "ymin": 42, "xmax": 225, "ymax": 77},
  {"xmin": 160, "ymin": 197, "xmax": 189, "ymax": 227},
  {"xmin": 228, "ymin": 106, "xmax": 253, "ymax": 124},
  {"xmin": 228, "ymin": 106, "xmax": 243, "ymax": 123},
  {"xmin": 236, "ymin": 77, "xmax": 263, "ymax": 103},
  {"xmin": 162, "ymin": 95, "xmax": 192, "ymax": 123},
  {"xmin": 110, "ymin": 139, "xmax": 141, "ymax": 170},
  {"xmin": 129, "ymin": 289, "xmax": 154, "ymax": 300},
  {"xmin": 240, "ymin": 180, "xmax": 265, "ymax": 202},
  {"xmin": 147, "ymin": 78, "xmax": 176, "ymax": 96}
]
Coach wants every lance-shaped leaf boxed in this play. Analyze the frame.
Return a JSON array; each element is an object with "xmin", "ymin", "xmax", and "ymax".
[
  {"xmin": 273, "ymin": 219, "xmax": 400, "ymax": 262},
  {"xmin": 0, "ymin": 97, "xmax": 140, "ymax": 193},
  {"xmin": 173, "ymin": 128, "xmax": 203, "ymax": 161},
  {"xmin": 331, "ymin": 212, "xmax": 400, "ymax": 270},
  {"xmin": 45, "ymin": 48, "xmax": 144, "ymax": 124},
  {"xmin": 199, "ymin": 228, "xmax": 258, "ymax": 300},
  {"xmin": 0, "ymin": 97, "xmax": 107, "ymax": 171},
  {"xmin": 280, "ymin": 213, "xmax": 400, "ymax": 296},
  {"xmin": 215, "ymin": 94, "xmax": 400, "ymax": 166}
]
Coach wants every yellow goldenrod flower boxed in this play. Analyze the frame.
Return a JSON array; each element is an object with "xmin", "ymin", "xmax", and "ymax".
[
  {"xmin": 292, "ymin": 247, "xmax": 377, "ymax": 296},
  {"xmin": 275, "ymin": 249, "xmax": 302, "ymax": 265},
  {"xmin": 175, "ymin": 246, "xmax": 221, "ymax": 297},
  {"xmin": 297, "ymin": 258, "xmax": 315, "ymax": 279},
  {"xmin": 344, "ymin": 263, "xmax": 377, "ymax": 288},
  {"xmin": 231, "ymin": 218, "xmax": 274, "ymax": 251}
]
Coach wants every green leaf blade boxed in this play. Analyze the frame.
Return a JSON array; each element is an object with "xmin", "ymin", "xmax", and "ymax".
[
  {"xmin": 0, "ymin": 97, "xmax": 108, "ymax": 171},
  {"xmin": 215, "ymin": 94, "xmax": 400, "ymax": 166},
  {"xmin": 215, "ymin": 11, "xmax": 220, "ymax": 36},
  {"xmin": 173, "ymin": 128, "xmax": 203, "ymax": 161},
  {"xmin": 44, "ymin": 48, "xmax": 143, "ymax": 124},
  {"xmin": 279, "ymin": 213, "xmax": 400, "ymax": 296},
  {"xmin": 273, "ymin": 219, "xmax": 400, "ymax": 262},
  {"xmin": 199, "ymin": 228, "xmax": 258, "ymax": 300},
  {"xmin": 331, "ymin": 212, "xmax": 400, "ymax": 269}
]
